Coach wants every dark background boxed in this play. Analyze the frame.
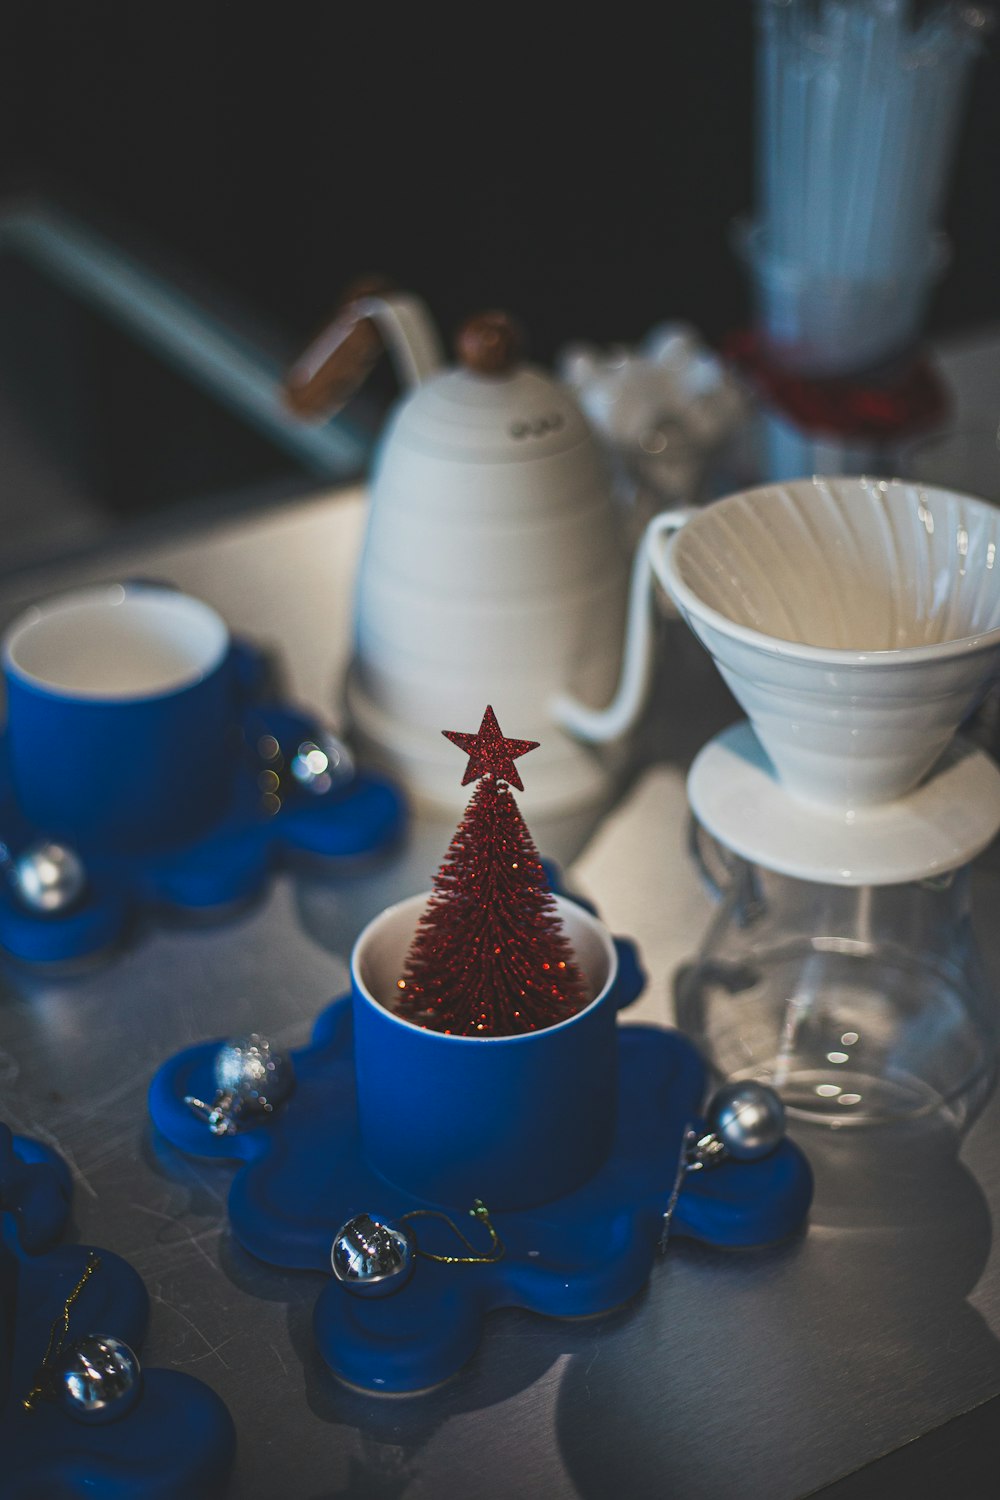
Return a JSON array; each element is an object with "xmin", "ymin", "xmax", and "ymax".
[
  {"xmin": 3, "ymin": 3, "xmax": 999, "ymax": 368},
  {"xmin": 0, "ymin": 0, "xmax": 995, "ymax": 544}
]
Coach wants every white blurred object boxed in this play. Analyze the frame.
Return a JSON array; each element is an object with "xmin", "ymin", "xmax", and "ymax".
[
  {"xmin": 557, "ymin": 324, "xmax": 748, "ymax": 531},
  {"xmin": 748, "ymin": 0, "xmax": 988, "ymax": 376}
]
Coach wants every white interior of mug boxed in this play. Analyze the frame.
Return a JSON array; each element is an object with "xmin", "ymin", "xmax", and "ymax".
[
  {"xmin": 3, "ymin": 584, "xmax": 230, "ymax": 700},
  {"xmin": 353, "ymin": 891, "xmax": 617, "ymax": 1042}
]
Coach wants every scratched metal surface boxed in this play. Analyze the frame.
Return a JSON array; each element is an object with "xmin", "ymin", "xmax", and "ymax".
[{"xmin": 3, "ymin": 482, "xmax": 1000, "ymax": 1499}]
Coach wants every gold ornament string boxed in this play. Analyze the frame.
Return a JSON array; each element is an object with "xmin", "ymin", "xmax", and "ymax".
[
  {"xmin": 23, "ymin": 1251, "xmax": 102, "ymax": 1410},
  {"xmin": 400, "ymin": 1198, "xmax": 504, "ymax": 1265}
]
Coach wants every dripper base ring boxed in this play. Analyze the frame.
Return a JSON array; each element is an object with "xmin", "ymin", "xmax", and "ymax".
[{"xmin": 688, "ymin": 721, "xmax": 1000, "ymax": 887}]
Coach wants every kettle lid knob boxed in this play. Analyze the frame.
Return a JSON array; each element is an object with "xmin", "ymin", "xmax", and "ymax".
[{"xmin": 455, "ymin": 310, "xmax": 524, "ymax": 376}]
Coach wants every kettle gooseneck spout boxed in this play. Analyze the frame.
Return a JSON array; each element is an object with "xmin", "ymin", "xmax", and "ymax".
[{"xmin": 551, "ymin": 510, "xmax": 692, "ymax": 744}]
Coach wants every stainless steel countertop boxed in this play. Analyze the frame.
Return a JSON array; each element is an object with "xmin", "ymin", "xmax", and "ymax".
[{"xmin": 3, "ymin": 483, "xmax": 1000, "ymax": 1500}]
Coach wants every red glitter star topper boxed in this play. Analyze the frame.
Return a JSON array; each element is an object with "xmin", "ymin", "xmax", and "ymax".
[{"xmin": 442, "ymin": 705, "xmax": 539, "ymax": 792}]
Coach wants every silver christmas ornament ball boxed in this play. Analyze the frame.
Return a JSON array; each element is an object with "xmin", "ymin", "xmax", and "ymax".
[
  {"xmin": 331, "ymin": 1213, "xmax": 415, "ymax": 1298},
  {"xmin": 213, "ymin": 1032, "xmax": 295, "ymax": 1118},
  {"xmin": 53, "ymin": 1335, "xmax": 142, "ymax": 1424},
  {"xmin": 289, "ymin": 731, "xmax": 355, "ymax": 796},
  {"xmin": 11, "ymin": 840, "xmax": 87, "ymax": 914},
  {"xmin": 706, "ymin": 1080, "xmax": 786, "ymax": 1162}
]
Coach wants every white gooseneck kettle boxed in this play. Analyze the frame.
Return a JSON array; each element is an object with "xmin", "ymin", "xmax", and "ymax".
[{"xmin": 285, "ymin": 287, "xmax": 646, "ymax": 815}]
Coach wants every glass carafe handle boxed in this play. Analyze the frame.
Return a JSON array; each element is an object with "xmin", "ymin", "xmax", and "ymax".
[{"xmin": 688, "ymin": 814, "xmax": 766, "ymax": 926}]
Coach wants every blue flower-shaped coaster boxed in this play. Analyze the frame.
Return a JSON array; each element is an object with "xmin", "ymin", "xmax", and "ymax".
[
  {"xmin": 0, "ymin": 1124, "xmax": 236, "ymax": 1499},
  {"xmin": 149, "ymin": 934, "xmax": 813, "ymax": 1395},
  {"xmin": 0, "ymin": 641, "xmax": 406, "ymax": 965}
]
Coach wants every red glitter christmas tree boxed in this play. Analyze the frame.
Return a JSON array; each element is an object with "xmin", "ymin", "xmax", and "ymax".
[{"xmin": 394, "ymin": 706, "xmax": 589, "ymax": 1037}]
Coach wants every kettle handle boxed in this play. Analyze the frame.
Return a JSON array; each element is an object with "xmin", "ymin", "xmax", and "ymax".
[
  {"xmin": 551, "ymin": 509, "xmax": 695, "ymax": 744},
  {"xmin": 284, "ymin": 286, "xmax": 444, "ymax": 419}
]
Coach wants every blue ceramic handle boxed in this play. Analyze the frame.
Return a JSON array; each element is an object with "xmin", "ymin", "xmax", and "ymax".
[
  {"xmin": 544, "ymin": 857, "xmax": 647, "ymax": 1011},
  {"xmin": 612, "ymin": 936, "xmax": 646, "ymax": 1011}
]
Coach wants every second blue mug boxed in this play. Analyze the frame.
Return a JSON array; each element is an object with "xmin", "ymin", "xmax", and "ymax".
[{"xmin": 2, "ymin": 582, "xmax": 239, "ymax": 853}]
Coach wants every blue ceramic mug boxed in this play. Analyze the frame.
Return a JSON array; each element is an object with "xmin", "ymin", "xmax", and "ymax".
[
  {"xmin": 351, "ymin": 892, "xmax": 620, "ymax": 1212},
  {"xmin": 2, "ymin": 583, "xmax": 238, "ymax": 854}
]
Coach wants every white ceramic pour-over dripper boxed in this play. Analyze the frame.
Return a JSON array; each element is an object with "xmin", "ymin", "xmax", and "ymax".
[{"xmin": 556, "ymin": 477, "xmax": 1000, "ymax": 814}]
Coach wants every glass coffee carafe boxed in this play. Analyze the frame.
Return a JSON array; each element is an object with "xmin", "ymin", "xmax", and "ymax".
[{"xmin": 676, "ymin": 836, "xmax": 997, "ymax": 1129}]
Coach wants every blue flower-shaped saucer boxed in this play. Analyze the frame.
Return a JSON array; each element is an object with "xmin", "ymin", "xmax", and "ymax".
[
  {"xmin": 148, "ymin": 901, "xmax": 813, "ymax": 1395},
  {"xmin": 0, "ymin": 641, "xmax": 406, "ymax": 965},
  {"xmin": 0, "ymin": 1124, "xmax": 236, "ymax": 1499}
]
